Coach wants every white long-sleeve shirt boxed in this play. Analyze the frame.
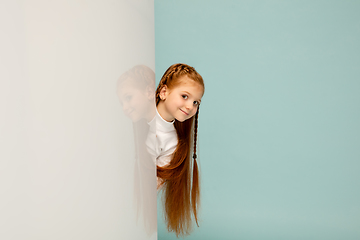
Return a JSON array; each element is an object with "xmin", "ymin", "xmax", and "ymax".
[{"xmin": 146, "ymin": 108, "xmax": 178, "ymax": 167}]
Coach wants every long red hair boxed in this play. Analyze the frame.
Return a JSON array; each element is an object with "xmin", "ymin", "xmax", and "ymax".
[{"xmin": 156, "ymin": 63, "xmax": 204, "ymax": 236}]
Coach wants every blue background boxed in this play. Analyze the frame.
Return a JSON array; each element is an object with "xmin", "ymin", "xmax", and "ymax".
[{"xmin": 155, "ymin": 1, "xmax": 360, "ymax": 239}]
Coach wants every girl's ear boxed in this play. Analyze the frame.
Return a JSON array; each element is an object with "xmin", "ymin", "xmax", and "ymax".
[{"xmin": 159, "ymin": 85, "xmax": 168, "ymax": 101}]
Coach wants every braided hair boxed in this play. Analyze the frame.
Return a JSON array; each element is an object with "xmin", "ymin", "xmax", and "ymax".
[{"xmin": 156, "ymin": 63, "xmax": 204, "ymax": 236}]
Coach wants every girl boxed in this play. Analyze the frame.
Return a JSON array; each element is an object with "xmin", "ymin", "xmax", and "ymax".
[{"xmin": 147, "ymin": 63, "xmax": 204, "ymax": 236}]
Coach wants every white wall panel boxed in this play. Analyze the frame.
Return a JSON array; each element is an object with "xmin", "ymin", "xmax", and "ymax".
[{"xmin": 0, "ymin": 1, "xmax": 156, "ymax": 239}]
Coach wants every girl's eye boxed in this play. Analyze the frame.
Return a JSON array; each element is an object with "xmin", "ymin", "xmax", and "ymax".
[
  {"xmin": 193, "ymin": 101, "xmax": 199, "ymax": 106},
  {"xmin": 182, "ymin": 95, "xmax": 188, "ymax": 99}
]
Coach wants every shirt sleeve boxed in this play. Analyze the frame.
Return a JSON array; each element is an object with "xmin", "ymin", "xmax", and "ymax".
[{"xmin": 156, "ymin": 153, "xmax": 173, "ymax": 167}]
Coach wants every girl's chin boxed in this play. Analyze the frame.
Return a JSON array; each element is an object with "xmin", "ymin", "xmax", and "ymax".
[
  {"xmin": 175, "ymin": 118, "xmax": 186, "ymax": 122},
  {"xmin": 175, "ymin": 116, "xmax": 192, "ymax": 122}
]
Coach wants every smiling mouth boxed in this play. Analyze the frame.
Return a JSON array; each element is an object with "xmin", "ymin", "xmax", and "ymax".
[{"xmin": 180, "ymin": 109, "xmax": 189, "ymax": 115}]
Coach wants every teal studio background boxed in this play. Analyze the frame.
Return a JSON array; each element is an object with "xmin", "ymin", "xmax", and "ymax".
[{"xmin": 155, "ymin": 1, "xmax": 360, "ymax": 239}]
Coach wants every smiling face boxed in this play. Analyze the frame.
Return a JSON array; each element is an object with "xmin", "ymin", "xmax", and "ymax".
[{"xmin": 157, "ymin": 76, "xmax": 204, "ymax": 122}]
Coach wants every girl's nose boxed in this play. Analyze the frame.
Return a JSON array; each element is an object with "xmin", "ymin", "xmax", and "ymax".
[{"xmin": 185, "ymin": 103, "xmax": 193, "ymax": 111}]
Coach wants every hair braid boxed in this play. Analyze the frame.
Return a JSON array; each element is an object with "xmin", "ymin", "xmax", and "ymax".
[
  {"xmin": 193, "ymin": 108, "xmax": 199, "ymax": 160},
  {"xmin": 191, "ymin": 107, "xmax": 200, "ymax": 227}
]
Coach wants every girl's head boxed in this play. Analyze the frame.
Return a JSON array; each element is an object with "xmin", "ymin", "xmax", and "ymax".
[{"xmin": 156, "ymin": 63, "xmax": 204, "ymax": 122}]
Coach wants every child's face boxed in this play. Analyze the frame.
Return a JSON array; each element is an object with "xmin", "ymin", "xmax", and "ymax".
[{"xmin": 159, "ymin": 76, "xmax": 204, "ymax": 122}]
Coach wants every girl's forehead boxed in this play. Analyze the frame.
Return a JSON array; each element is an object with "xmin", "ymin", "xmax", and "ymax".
[
  {"xmin": 175, "ymin": 76, "xmax": 204, "ymax": 90},
  {"xmin": 172, "ymin": 80, "xmax": 204, "ymax": 98},
  {"xmin": 176, "ymin": 81, "xmax": 203, "ymax": 91}
]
